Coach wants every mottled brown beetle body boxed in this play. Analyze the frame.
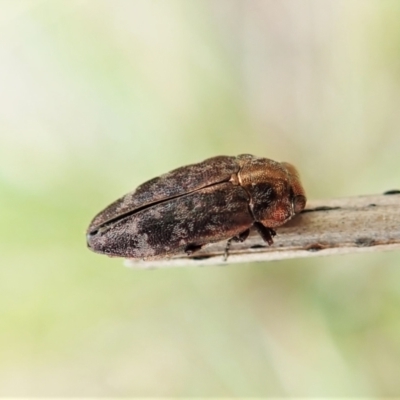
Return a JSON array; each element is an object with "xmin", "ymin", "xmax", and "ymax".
[{"xmin": 87, "ymin": 154, "xmax": 306, "ymax": 260}]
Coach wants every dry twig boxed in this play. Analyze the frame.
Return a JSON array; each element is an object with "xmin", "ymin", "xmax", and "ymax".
[{"xmin": 125, "ymin": 191, "xmax": 400, "ymax": 269}]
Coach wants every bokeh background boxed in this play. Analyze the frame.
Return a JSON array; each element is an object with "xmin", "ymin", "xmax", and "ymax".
[{"xmin": 1, "ymin": 0, "xmax": 400, "ymax": 396}]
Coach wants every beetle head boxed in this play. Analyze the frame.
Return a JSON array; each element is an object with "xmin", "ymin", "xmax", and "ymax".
[{"xmin": 243, "ymin": 160, "xmax": 306, "ymax": 228}]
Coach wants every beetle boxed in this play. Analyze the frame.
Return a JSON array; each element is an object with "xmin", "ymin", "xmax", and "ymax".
[{"xmin": 86, "ymin": 154, "xmax": 306, "ymax": 260}]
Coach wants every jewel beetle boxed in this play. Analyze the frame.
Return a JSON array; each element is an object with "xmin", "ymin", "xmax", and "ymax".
[{"xmin": 87, "ymin": 154, "xmax": 306, "ymax": 260}]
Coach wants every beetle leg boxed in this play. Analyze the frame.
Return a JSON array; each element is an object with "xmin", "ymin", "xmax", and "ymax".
[
  {"xmin": 233, "ymin": 229, "xmax": 250, "ymax": 243},
  {"xmin": 185, "ymin": 243, "xmax": 203, "ymax": 255},
  {"xmin": 254, "ymin": 222, "xmax": 276, "ymax": 246},
  {"xmin": 224, "ymin": 229, "xmax": 250, "ymax": 261},
  {"xmin": 223, "ymin": 239, "xmax": 232, "ymax": 261}
]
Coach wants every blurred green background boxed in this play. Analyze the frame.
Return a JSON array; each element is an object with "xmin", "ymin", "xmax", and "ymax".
[{"xmin": 1, "ymin": 0, "xmax": 400, "ymax": 396}]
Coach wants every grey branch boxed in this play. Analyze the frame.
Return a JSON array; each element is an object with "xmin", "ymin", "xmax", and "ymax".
[{"xmin": 125, "ymin": 192, "xmax": 400, "ymax": 269}]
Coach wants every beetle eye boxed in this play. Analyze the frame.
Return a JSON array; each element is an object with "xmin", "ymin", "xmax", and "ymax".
[{"xmin": 293, "ymin": 195, "xmax": 306, "ymax": 213}]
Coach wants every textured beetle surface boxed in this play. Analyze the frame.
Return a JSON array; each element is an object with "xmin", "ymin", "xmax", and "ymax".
[{"xmin": 87, "ymin": 154, "xmax": 306, "ymax": 260}]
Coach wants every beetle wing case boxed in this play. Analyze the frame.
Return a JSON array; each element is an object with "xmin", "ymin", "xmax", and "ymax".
[
  {"xmin": 88, "ymin": 156, "xmax": 240, "ymax": 230},
  {"xmin": 88, "ymin": 182, "xmax": 253, "ymax": 259}
]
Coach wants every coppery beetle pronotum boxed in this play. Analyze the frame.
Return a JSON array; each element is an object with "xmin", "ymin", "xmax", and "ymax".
[{"xmin": 87, "ymin": 154, "xmax": 306, "ymax": 260}]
